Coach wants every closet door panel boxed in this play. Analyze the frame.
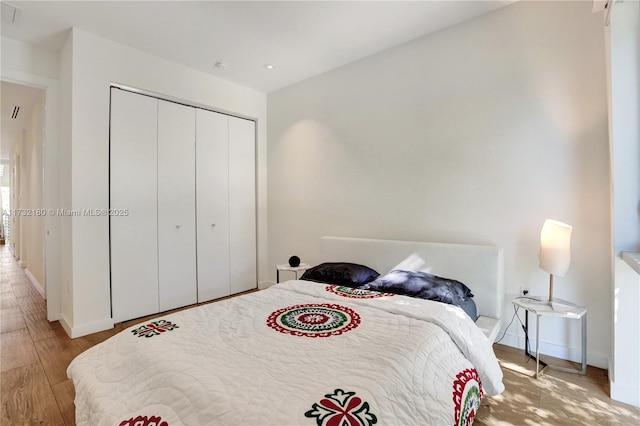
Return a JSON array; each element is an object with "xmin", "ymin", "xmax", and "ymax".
[
  {"xmin": 157, "ymin": 100, "xmax": 197, "ymax": 311},
  {"xmin": 228, "ymin": 117, "xmax": 257, "ymax": 294},
  {"xmin": 196, "ymin": 109, "xmax": 230, "ymax": 302},
  {"xmin": 110, "ymin": 89, "xmax": 159, "ymax": 322}
]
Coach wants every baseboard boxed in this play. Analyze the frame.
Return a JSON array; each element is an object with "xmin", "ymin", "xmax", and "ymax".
[
  {"xmin": 59, "ymin": 315, "xmax": 115, "ymax": 339},
  {"xmin": 258, "ymin": 280, "xmax": 276, "ymax": 290},
  {"xmin": 608, "ymin": 357, "xmax": 614, "ymax": 382},
  {"xmin": 610, "ymin": 381, "xmax": 640, "ymax": 408},
  {"xmin": 497, "ymin": 331, "xmax": 608, "ymax": 370},
  {"xmin": 59, "ymin": 313, "xmax": 73, "ymax": 337},
  {"xmin": 24, "ymin": 268, "xmax": 45, "ymax": 299}
]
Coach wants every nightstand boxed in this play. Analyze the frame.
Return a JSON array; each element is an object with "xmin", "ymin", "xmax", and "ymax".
[
  {"xmin": 276, "ymin": 263, "xmax": 311, "ymax": 283},
  {"xmin": 512, "ymin": 296, "xmax": 587, "ymax": 378}
]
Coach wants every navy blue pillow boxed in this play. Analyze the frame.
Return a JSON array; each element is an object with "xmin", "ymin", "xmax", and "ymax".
[
  {"xmin": 300, "ymin": 262, "xmax": 379, "ymax": 287},
  {"xmin": 359, "ymin": 270, "xmax": 474, "ymax": 307}
]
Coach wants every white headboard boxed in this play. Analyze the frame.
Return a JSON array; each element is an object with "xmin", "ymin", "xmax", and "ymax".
[{"xmin": 320, "ymin": 236, "xmax": 504, "ymax": 320}]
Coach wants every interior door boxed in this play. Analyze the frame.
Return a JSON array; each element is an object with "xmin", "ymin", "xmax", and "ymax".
[
  {"xmin": 228, "ymin": 117, "xmax": 257, "ymax": 294},
  {"xmin": 110, "ymin": 88, "xmax": 159, "ymax": 322},
  {"xmin": 195, "ymin": 109, "xmax": 230, "ymax": 302},
  {"xmin": 157, "ymin": 100, "xmax": 197, "ymax": 311}
]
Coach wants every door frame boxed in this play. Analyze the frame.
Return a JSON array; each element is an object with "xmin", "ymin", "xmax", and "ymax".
[{"xmin": 2, "ymin": 68, "xmax": 61, "ymax": 322}]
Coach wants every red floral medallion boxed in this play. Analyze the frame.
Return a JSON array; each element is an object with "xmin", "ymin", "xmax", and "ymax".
[
  {"xmin": 266, "ymin": 304, "xmax": 360, "ymax": 338},
  {"xmin": 305, "ymin": 388, "xmax": 377, "ymax": 426},
  {"xmin": 452, "ymin": 368, "xmax": 484, "ymax": 426},
  {"xmin": 119, "ymin": 415, "xmax": 168, "ymax": 426},
  {"xmin": 325, "ymin": 285, "xmax": 394, "ymax": 299},
  {"xmin": 131, "ymin": 319, "xmax": 179, "ymax": 338}
]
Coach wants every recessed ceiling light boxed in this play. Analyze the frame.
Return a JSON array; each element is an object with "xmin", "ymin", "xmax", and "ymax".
[
  {"xmin": 215, "ymin": 61, "xmax": 229, "ymax": 70},
  {"xmin": 263, "ymin": 64, "xmax": 276, "ymax": 70}
]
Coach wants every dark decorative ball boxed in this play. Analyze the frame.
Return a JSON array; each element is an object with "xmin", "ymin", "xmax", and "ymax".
[{"xmin": 288, "ymin": 256, "xmax": 301, "ymax": 267}]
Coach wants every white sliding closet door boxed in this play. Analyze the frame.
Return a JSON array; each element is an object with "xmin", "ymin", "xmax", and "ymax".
[
  {"xmin": 229, "ymin": 117, "xmax": 257, "ymax": 293},
  {"xmin": 157, "ymin": 100, "xmax": 197, "ymax": 311},
  {"xmin": 196, "ymin": 109, "xmax": 230, "ymax": 302},
  {"xmin": 110, "ymin": 89, "xmax": 159, "ymax": 322}
]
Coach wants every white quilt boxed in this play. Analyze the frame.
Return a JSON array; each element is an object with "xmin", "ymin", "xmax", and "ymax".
[{"xmin": 68, "ymin": 281, "xmax": 504, "ymax": 426}]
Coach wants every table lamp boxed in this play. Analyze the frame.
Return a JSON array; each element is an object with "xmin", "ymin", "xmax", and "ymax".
[{"xmin": 539, "ymin": 219, "xmax": 572, "ymax": 303}]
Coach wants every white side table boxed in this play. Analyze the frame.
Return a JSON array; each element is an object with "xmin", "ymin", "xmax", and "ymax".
[
  {"xmin": 276, "ymin": 263, "xmax": 311, "ymax": 283},
  {"xmin": 512, "ymin": 296, "xmax": 587, "ymax": 378}
]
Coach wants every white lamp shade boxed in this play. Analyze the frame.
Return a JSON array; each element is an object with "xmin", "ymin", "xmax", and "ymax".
[{"xmin": 539, "ymin": 219, "xmax": 572, "ymax": 276}]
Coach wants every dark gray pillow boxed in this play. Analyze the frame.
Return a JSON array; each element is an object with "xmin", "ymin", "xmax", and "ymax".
[
  {"xmin": 359, "ymin": 270, "xmax": 474, "ymax": 306},
  {"xmin": 300, "ymin": 262, "xmax": 379, "ymax": 287}
]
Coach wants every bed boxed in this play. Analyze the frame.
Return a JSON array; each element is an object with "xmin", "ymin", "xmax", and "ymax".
[
  {"xmin": 68, "ymin": 236, "xmax": 505, "ymax": 426},
  {"xmin": 316, "ymin": 236, "xmax": 505, "ymax": 342}
]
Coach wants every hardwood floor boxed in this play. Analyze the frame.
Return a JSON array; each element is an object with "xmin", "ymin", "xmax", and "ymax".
[
  {"xmin": 1, "ymin": 245, "xmax": 69, "ymax": 425},
  {"xmin": 477, "ymin": 345, "xmax": 640, "ymax": 425},
  {"xmin": 1, "ymin": 244, "xmax": 639, "ymax": 425}
]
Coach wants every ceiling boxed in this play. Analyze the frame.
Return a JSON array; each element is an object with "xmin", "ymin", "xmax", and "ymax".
[
  {"xmin": 1, "ymin": 1, "xmax": 516, "ymax": 94},
  {"xmin": 0, "ymin": 1, "xmax": 516, "ymax": 161}
]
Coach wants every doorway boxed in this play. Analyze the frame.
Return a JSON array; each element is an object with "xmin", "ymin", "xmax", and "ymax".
[{"xmin": 1, "ymin": 81, "xmax": 47, "ymax": 298}]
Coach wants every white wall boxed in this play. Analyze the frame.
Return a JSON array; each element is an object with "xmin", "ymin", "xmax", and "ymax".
[
  {"xmin": 23, "ymin": 91, "xmax": 45, "ymax": 291},
  {"xmin": 58, "ymin": 31, "xmax": 73, "ymax": 328},
  {"xmin": 1, "ymin": 37, "xmax": 59, "ymax": 80},
  {"xmin": 609, "ymin": 2, "xmax": 640, "ymax": 252},
  {"xmin": 607, "ymin": 0, "xmax": 640, "ymax": 408},
  {"xmin": 268, "ymin": 1, "xmax": 610, "ymax": 367},
  {"xmin": 9, "ymin": 135, "xmax": 22, "ymax": 260},
  {"xmin": 61, "ymin": 28, "xmax": 268, "ymax": 337}
]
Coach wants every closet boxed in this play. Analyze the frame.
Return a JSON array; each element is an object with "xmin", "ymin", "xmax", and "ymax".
[{"xmin": 110, "ymin": 87, "xmax": 256, "ymax": 323}]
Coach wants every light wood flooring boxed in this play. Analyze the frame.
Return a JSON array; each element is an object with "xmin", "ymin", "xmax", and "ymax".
[{"xmin": 1, "ymin": 244, "xmax": 639, "ymax": 425}]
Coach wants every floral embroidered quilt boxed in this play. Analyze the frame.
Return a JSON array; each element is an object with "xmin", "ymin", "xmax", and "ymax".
[{"xmin": 67, "ymin": 280, "xmax": 504, "ymax": 425}]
